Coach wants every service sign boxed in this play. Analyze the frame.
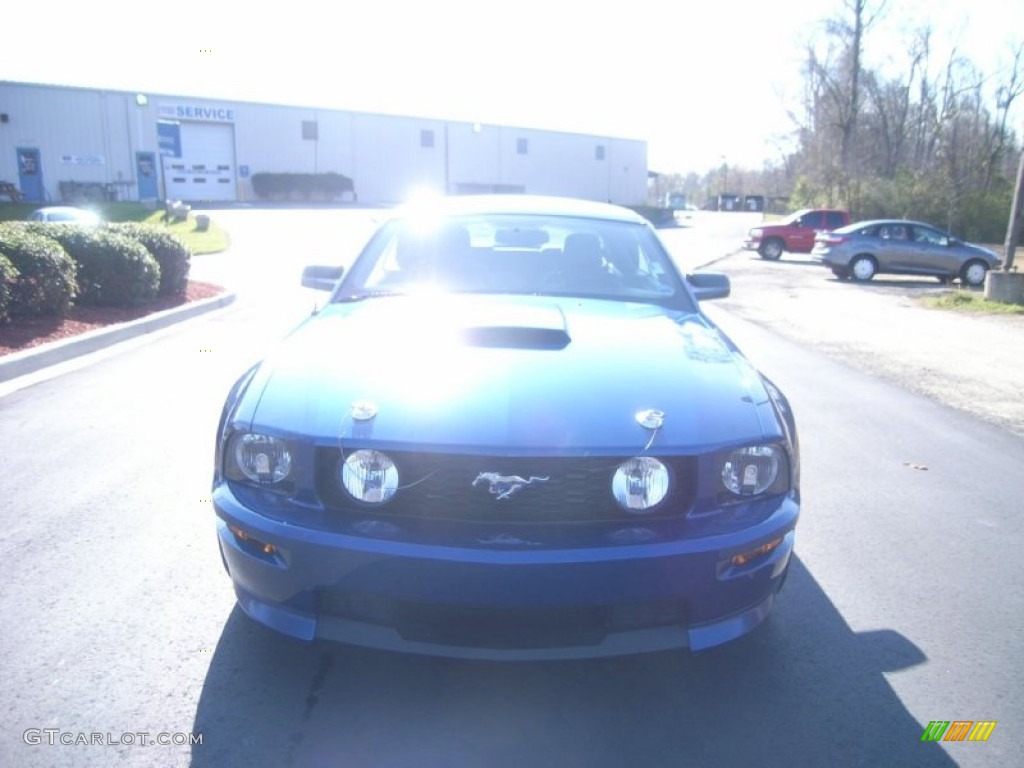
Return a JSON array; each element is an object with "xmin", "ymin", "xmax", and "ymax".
[{"xmin": 158, "ymin": 103, "xmax": 235, "ymax": 123}]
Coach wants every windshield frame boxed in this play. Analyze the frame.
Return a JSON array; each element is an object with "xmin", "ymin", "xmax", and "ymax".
[{"xmin": 331, "ymin": 212, "xmax": 696, "ymax": 312}]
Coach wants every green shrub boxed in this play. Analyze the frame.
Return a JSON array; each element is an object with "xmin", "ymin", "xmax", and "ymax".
[
  {"xmin": 106, "ymin": 222, "xmax": 191, "ymax": 296},
  {"xmin": 36, "ymin": 224, "xmax": 160, "ymax": 307},
  {"xmin": 0, "ymin": 253, "xmax": 18, "ymax": 323},
  {"xmin": 626, "ymin": 205, "xmax": 677, "ymax": 227},
  {"xmin": 0, "ymin": 223, "xmax": 77, "ymax": 317}
]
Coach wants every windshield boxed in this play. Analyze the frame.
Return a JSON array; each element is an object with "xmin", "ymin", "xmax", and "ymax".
[{"xmin": 337, "ymin": 213, "xmax": 692, "ymax": 309}]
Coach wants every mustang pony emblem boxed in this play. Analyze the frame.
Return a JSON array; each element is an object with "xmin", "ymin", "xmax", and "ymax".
[{"xmin": 473, "ymin": 472, "xmax": 550, "ymax": 500}]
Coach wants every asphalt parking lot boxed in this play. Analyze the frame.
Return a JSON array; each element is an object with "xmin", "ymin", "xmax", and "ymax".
[
  {"xmin": 2, "ymin": 209, "xmax": 1022, "ymax": 768},
  {"xmin": 701, "ymin": 248, "xmax": 1024, "ymax": 438}
]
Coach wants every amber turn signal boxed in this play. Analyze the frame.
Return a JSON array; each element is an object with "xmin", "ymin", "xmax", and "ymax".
[
  {"xmin": 731, "ymin": 536, "xmax": 784, "ymax": 566},
  {"xmin": 229, "ymin": 524, "xmax": 277, "ymax": 555}
]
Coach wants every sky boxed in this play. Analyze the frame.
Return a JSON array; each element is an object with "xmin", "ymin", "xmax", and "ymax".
[{"xmin": 2, "ymin": 0, "xmax": 1022, "ymax": 175}]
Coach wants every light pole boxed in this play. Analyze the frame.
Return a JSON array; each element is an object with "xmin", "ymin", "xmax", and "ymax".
[
  {"xmin": 718, "ymin": 155, "xmax": 728, "ymax": 211},
  {"xmin": 444, "ymin": 123, "xmax": 450, "ymax": 195}
]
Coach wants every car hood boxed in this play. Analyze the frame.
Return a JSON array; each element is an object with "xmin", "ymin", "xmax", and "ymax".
[
  {"xmin": 960, "ymin": 241, "xmax": 1001, "ymax": 263},
  {"xmin": 235, "ymin": 295, "xmax": 775, "ymax": 452}
]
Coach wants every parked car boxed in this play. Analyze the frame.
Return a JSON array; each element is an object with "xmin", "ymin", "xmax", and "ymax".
[
  {"xmin": 811, "ymin": 219, "xmax": 1001, "ymax": 286},
  {"xmin": 27, "ymin": 206, "xmax": 101, "ymax": 225},
  {"xmin": 743, "ymin": 208, "xmax": 850, "ymax": 260},
  {"xmin": 674, "ymin": 203, "xmax": 698, "ymax": 225},
  {"xmin": 212, "ymin": 195, "xmax": 800, "ymax": 659}
]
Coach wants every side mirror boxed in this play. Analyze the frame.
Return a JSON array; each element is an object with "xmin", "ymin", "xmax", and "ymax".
[
  {"xmin": 301, "ymin": 265, "xmax": 344, "ymax": 291},
  {"xmin": 686, "ymin": 272, "xmax": 730, "ymax": 301}
]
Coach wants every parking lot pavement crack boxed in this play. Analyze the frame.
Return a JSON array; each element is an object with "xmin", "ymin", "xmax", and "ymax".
[
  {"xmin": 283, "ymin": 648, "xmax": 338, "ymax": 764},
  {"xmin": 302, "ymin": 649, "xmax": 336, "ymax": 723}
]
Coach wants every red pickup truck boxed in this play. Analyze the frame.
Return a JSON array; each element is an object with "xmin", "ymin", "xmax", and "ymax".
[{"xmin": 743, "ymin": 208, "xmax": 850, "ymax": 260}]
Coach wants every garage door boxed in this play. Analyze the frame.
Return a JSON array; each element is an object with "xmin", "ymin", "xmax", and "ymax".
[{"xmin": 163, "ymin": 122, "xmax": 236, "ymax": 202}]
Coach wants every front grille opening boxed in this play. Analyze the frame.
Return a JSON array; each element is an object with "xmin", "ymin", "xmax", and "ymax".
[
  {"xmin": 315, "ymin": 449, "xmax": 696, "ymax": 523},
  {"xmin": 320, "ymin": 589, "xmax": 687, "ymax": 650}
]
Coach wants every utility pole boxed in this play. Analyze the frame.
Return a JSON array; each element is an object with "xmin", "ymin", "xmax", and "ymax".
[
  {"xmin": 986, "ymin": 148, "xmax": 1024, "ymax": 303},
  {"xmin": 444, "ymin": 124, "xmax": 450, "ymax": 196},
  {"xmin": 1004, "ymin": 149, "xmax": 1024, "ymax": 272}
]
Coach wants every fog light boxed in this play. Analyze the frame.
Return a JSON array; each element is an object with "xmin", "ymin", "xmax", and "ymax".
[
  {"xmin": 731, "ymin": 536, "xmax": 783, "ymax": 566},
  {"xmin": 612, "ymin": 457, "xmax": 670, "ymax": 512},
  {"xmin": 341, "ymin": 450, "xmax": 399, "ymax": 504}
]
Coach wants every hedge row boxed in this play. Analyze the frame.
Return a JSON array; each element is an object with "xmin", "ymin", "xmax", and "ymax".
[
  {"xmin": 0, "ymin": 224, "xmax": 77, "ymax": 320},
  {"xmin": 0, "ymin": 255, "xmax": 15, "ymax": 317},
  {"xmin": 33, "ymin": 225, "xmax": 160, "ymax": 308},
  {"xmin": 105, "ymin": 223, "xmax": 191, "ymax": 297},
  {"xmin": 627, "ymin": 206, "xmax": 678, "ymax": 228},
  {"xmin": 251, "ymin": 172, "xmax": 354, "ymax": 201},
  {"xmin": 0, "ymin": 222, "xmax": 191, "ymax": 323}
]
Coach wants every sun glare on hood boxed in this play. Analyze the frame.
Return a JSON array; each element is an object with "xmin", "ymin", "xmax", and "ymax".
[{"xmin": 337, "ymin": 297, "xmax": 503, "ymax": 407}]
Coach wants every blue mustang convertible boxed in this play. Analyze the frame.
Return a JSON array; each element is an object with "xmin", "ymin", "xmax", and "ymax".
[{"xmin": 213, "ymin": 195, "xmax": 800, "ymax": 659}]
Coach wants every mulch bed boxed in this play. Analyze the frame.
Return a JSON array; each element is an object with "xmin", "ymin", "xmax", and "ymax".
[{"xmin": 0, "ymin": 280, "xmax": 225, "ymax": 355}]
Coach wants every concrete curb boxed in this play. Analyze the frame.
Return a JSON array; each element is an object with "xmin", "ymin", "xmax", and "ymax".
[{"xmin": 0, "ymin": 291, "xmax": 237, "ymax": 384}]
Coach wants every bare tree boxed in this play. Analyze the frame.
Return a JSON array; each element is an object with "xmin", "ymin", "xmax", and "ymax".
[
  {"xmin": 706, "ymin": 9, "xmax": 1020, "ymax": 240},
  {"xmin": 985, "ymin": 42, "xmax": 1024, "ymax": 190},
  {"xmin": 800, "ymin": 0, "xmax": 888, "ymax": 203}
]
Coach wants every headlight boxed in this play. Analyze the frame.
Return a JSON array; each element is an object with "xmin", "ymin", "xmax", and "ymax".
[
  {"xmin": 721, "ymin": 444, "xmax": 787, "ymax": 497},
  {"xmin": 749, "ymin": 228, "xmax": 763, "ymax": 238},
  {"xmin": 341, "ymin": 449, "xmax": 399, "ymax": 504},
  {"xmin": 230, "ymin": 433, "xmax": 293, "ymax": 484},
  {"xmin": 612, "ymin": 457, "xmax": 670, "ymax": 512}
]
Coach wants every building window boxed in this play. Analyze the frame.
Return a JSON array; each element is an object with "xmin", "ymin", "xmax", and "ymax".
[
  {"xmin": 517, "ymin": 138, "xmax": 529, "ymax": 155},
  {"xmin": 302, "ymin": 121, "xmax": 318, "ymax": 140},
  {"xmin": 421, "ymin": 129, "xmax": 435, "ymax": 148},
  {"xmin": 595, "ymin": 145, "xmax": 605, "ymax": 160}
]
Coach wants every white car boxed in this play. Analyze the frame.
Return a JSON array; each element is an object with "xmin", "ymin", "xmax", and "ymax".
[
  {"xmin": 28, "ymin": 206, "xmax": 102, "ymax": 224},
  {"xmin": 673, "ymin": 204, "xmax": 698, "ymax": 226}
]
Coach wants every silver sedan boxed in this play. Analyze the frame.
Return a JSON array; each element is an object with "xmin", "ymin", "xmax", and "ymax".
[
  {"xmin": 811, "ymin": 219, "xmax": 1000, "ymax": 286},
  {"xmin": 27, "ymin": 206, "xmax": 102, "ymax": 224}
]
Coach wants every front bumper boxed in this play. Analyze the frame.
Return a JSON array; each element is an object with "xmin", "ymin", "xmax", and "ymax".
[
  {"xmin": 742, "ymin": 238, "xmax": 762, "ymax": 251},
  {"xmin": 214, "ymin": 484, "xmax": 798, "ymax": 660}
]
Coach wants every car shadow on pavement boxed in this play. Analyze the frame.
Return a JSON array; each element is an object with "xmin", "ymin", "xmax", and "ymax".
[
  {"xmin": 190, "ymin": 556, "xmax": 954, "ymax": 768},
  {"xmin": 752, "ymin": 256, "xmax": 822, "ymax": 267}
]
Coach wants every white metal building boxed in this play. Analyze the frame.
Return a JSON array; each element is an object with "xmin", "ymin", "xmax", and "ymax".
[{"xmin": 0, "ymin": 81, "xmax": 648, "ymax": 206}]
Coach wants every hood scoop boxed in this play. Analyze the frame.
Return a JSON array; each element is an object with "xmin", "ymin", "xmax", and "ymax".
[
  {"xmin": 459, "ymin": 325, "xmax": 570, "ymax": 349},
  {"xmin": 456, "ymin": 302, "xmax": 570, "ymax": 349}
]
